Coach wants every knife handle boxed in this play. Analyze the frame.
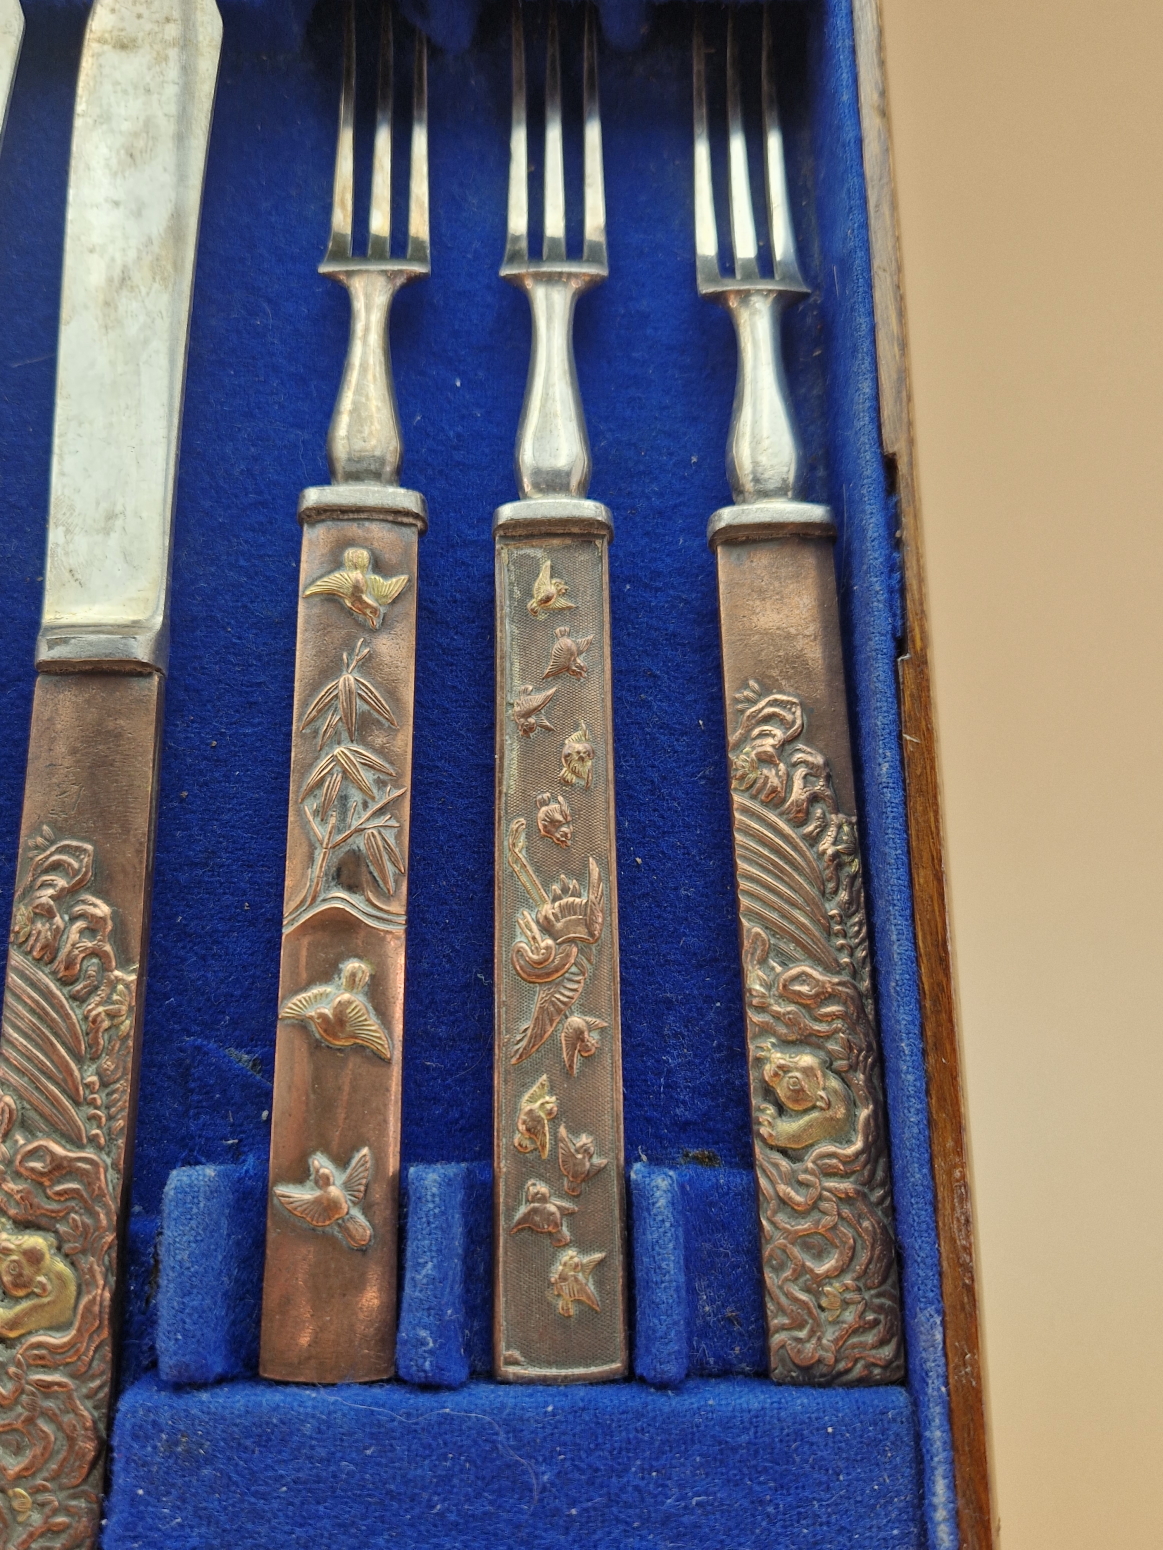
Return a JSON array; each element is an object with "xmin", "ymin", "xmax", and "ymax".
[
  {"xmin": 0, "ymin": 670, "xmax": 163, "ymax": 1544},
  {"xmin": 713, "ymin": 526, "xmax": 904, "ymax": 1384},
  {"xmin": 260, "ymin": 493, "xmax": 422, "ymax": 1384},
  {"xmin": 493, "ymin": 509, "xmax": 627, "ymax": 1383}
]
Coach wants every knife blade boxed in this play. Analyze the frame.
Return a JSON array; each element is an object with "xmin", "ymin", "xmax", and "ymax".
[
  {"xmin": 0, "ymin": 0, "xmax": 22, "ymax": 150},
  {"xmin": 0, "ymin": 1, "xmax": 220, "ymax": 1543}
]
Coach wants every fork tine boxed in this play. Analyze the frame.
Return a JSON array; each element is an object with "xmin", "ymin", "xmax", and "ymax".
[
  {"xmin": 505, "ymin": 0, "xmax": 528, "ymax": 266},
  {"xmin": 326, "ymin": 0, "xmax": 356, "ymax": 262},
  {"xmin": 367, "ymin": 3, "xmax": 392, "ymax": 261},
  {"xmin": 692, "ymin": 10, "xmax": 720, "ymax": 288},
  {"xmin": 542, "ymin": 2, "xmax": 566, "ymax": 262},
  {"xmin": 726, "ymin": 8, "xmax": 760, "ymax": 282},
  {"xmin": 761, "ymin": 5, "xmax": 805, "ymax": 291},
  {"xmin": 582, "ymin": 4, "xmax": 606, "ymax": 268},
  {"xmin": 406, "ymin": 27, "xmax": 429, "ymax": 266}
]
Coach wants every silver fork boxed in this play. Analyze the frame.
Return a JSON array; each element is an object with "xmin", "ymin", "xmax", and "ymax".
[
  {"xmin": 694, "ymin": 4, "xmax": 811, "ymax": 518},
  {"xmin": 492, "ymin": 1, "xmax": 626, "ymax": 1385},
  {"xmin": 693, "ymin": 6, "xmax": 905, "ymax": 1387},
  {"xmin": 501, "ymin": 0, "xmax": 606, "ymax": 502},
  {"xmin": 319, "ymin": 0, "xmax": 429, "ymax": 489},
  {"xmin": 261, "ymin": 1, "xmax": 431, "ymax": 1386}
]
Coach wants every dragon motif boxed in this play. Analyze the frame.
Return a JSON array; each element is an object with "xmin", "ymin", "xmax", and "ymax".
[
  {"xmin": 729, "ymin": 684, "xmax": 902, "ymax": 1384},
  {"xmin": 0, "ymin": 827, "xmax": 137, "ymax": 1548}
]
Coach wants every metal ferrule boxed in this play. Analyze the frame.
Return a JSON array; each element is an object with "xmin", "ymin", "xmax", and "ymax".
[{"xmin": 503, "ymin": 264, "xmax": 604, "ymax": 500}]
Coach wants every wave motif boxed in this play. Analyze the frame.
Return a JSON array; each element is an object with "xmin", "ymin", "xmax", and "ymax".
[
  {"xmin": 0, "ymin": 829, "xmax": 136, "ymax": 1549},
  {"xmin": 729, "ymin": 683, "xmax": 903, "ymax": 1384}
]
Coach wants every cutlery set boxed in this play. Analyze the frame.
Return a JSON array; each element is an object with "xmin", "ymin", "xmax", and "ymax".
[{"xmin": 0, "ymin": 0, "xmax": 903, "ymax": 1538}]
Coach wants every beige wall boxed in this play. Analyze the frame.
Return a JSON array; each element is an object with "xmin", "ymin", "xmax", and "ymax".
[{"xmin": 878, "ymin": 1, "xmax": 1162, "ymax": 1545}]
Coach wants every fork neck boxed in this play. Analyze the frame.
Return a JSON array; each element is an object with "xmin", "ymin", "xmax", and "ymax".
[
  {"xmin": 323, "ymin": 265, "xmax": 416, "ymax": 486},
  {"xmin": 720, "ymin": 288, "xmax": 804, "ymax": 505},
  {"xmin": 507, "ymin": 268, "xmax": 603, "ymax": 501}
]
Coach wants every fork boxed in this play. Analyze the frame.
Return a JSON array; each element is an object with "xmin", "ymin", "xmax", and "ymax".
[
  {"xmin": 260, "ymin": 0, "xmax": 430, "ymax": 1386},
  {"xmin": 694, "ymin": 6, "xmax": 904, "ymax": 1385},
  {"xmin": 492, "ymin": 0, "xmax": 627, "ymax": 1384}
]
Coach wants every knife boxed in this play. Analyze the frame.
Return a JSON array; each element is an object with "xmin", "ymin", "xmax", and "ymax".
[
  {"xmin": 0, "ymin": 0, "xmax": 21, "ymax": 149},
  {"xmin": 0, "ymin": 0, "xmax": 220, "ymax": 1542}
]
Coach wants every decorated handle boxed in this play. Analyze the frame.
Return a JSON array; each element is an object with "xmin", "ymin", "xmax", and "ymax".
[
  {"xmin": 260, "ymin": 498, "xmax": 420, "ymax": 1383},
  {"xmin": 0, "ymin": 669, "xmax": 163, "ymax": 1548},
  {"xmin": 493, "ymin": 522, "xmax": 626, "ymax": 1383},
  {"xmin": 713, "ymin": 526, "xmax": 904, "ymax": 1384}
]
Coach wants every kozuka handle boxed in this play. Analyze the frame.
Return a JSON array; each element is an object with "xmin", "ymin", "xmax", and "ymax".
[
  {"xmin": 260, "ymin": 489, "xmax": 423, "ymax": 1383},
  {"xmin": 492, "ymin": 502, "xmax": 626, "ymax": 1384},
  {"xmin": 711, "ymin": 514, "xmax": 904, "ymax": 1384}
]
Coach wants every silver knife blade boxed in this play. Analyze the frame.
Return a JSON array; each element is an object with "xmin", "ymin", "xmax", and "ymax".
[
  {"xmin": 0, "ymin": 0, "xmax": 22, "ymax": 149},
  {"xmin": 36, "ymin": 0, "xmax": 221, "ymax": 672}
]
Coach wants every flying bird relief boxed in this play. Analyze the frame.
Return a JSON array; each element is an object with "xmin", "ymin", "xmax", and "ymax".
[
  {"xmin": 548, "ymin": 1248, "xmax": 605, "ymax": 1318},
  {"xmin": 513, "ymin": 1074, "xmax": 558, "ymax": 1159},
  {"xmin": 279, "ymin": 958, "xmax": 391, "ymax": 1061},
  {"xmin": 542, "ymin": 624, "xmax": 592, "ymax": 681},
  {"xmin": 505, "ymin": 820, "xmax": 605, "ymax": 1066},
  {"xmin": 728, "ymin": 682, "xmax": 902, "ymax": 1384},
  {"xmin": 273, "ymin": 1146, "xmax": 373, "ymax": 1249},
  {"xmin": 510, "ymin": 1179, "xmax": 578, "ymax": 1246},
  {"xmin": 286, "ymin": 639, "xmax": 407, "ymax": 932},
  {"xmin": 527, "ymin": 557, "xmax": 576, "ymax": 618},
  {"xmin": 303, "ymin": 546, "xmax": 408, "ymax": 630},
  {"xmin": 557, "ymin": 1123, "xmax": 607, "ymax": 1196},
  {"xmin": 558, "ymin": 721, "xmax": 595, "ymax": 789},
  {"xmin": 510, "ymin": 683, "xmax": 557, "ymax": 738},
  {"xmin": 535, "ymin": 790, "xmax": 573, "ymax": 848}
]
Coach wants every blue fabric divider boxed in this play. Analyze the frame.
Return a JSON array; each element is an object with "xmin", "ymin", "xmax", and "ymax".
[
  {"xmin": 629, "ymin": 1163, "xmax": 688, "ymax": 1385},
  {"xmin": 105, "ymin": 1373, "xmax": 924, "ymax": 1549},
  {"xmin": 0, "ymin": 0, "xmax": 956, "ymax": 1544}
]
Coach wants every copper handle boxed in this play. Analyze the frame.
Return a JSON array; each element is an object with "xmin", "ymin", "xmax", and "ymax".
[
  {"xmin": 260, "ymin": 509, "xmax": 419, "ymax": 1384},
  {"xmin": 0, "ymin": 670, "xmax": 163, "ymax": 1543}
]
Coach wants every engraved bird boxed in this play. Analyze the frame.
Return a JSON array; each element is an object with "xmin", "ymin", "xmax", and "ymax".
[
  {"xmin": 511, "ymin": 684, "xmax": 558, "ymax": 738},
  {"xmin": 303, "ymin": 547, "xmax": 408, "ymax": 630},
  {"xmin": 509, "ymin": 860, "xmax": 605, "ymax": 1065},
  {"xmin": 528, "ymin": 558, "xmax": 576, "ymax": 618},
  {"xmin": 557, "ymin": 1124, "xmax": 608, "ymax": 1197},
  {"xmin": 560, "ymin": 1013, "xmax": 605, "ymax": 1076},
  {"xmin": 548, "ymin": 1248, "xmax": 605, "ymax": 1317},
  {"xmin": 513, "ymin": 1074, "xmax": 558, "ymax": 1159},
  {"xmin": 279, "ymin": 959, "xmax": 392, "ymax": 1061},
  {"xmin": 273, "ymin": 1147, "xmax": 373, "ymax": 1249},
  {"xmin": 535, "ymin": 791, "xmax": 573, "ymax": 849},
  {"xmin": 510, "ymin": 1179, "xmax": 578, "ymax": 1246},
  {"xmin": 559, "ymin": 721, "xmax": 595, "ymax": 789},
  {"xmin": 542, "ymin": 625, "xmax": 593, "ymax": 681}
]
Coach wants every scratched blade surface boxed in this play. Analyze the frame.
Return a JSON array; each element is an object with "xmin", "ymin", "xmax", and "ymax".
[
  {"xmin": 0, "ymin": 0, "xmax": 22, "ymax": 150},
  {"xmin": 37, "ymin": 0, "xmax": 222, "ymax": 672}
]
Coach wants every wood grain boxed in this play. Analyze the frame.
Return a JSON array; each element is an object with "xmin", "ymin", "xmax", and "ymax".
[{"xmin": 850, "ymin": 2, "xmax": 996, "ymax": 1545}]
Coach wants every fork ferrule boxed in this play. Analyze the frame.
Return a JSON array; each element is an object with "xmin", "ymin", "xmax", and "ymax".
[
  {"xmin": 723, "ymin": 288, "xmax": 803, "ymax": 504},
  {"xmin": 508, "ymin": 268, "xmax": 602, "ymax": 500},
  {"xmin": 322, "ymin": 265, "xmax": 413, "ymax": 485}
]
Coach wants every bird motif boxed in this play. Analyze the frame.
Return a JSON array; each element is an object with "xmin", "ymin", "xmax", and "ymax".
[
  {"xmin": 559, "ymin": 722, "xmax": 595, "ymax": 789},
  {"xmin": 557, "ymin": 1124, "xmax": 608, "ymax": 1197},
  {"xmin": 510, "ymin": 1179, "xmax": 578, "ymax": 1246},
  {"xmin": 279, "ymin": 958, "xmax": 392, "ymax": 1061},
  {"xmin": 509, "ymin": 859, "xmax": 605, "ymax": 1065},
  {"xmin": 273, "ymin": 1147, "xmax": 373, "ymax": 1249},
  {"xmin": 511, "ymin": 684, "xmax": 558, "ymax": 738},
  {"xmin": 560, "ymin": 1013, "xmax": 605, "ymax": 1076},
  {"xmin": 527, "ymin": 558, "xmax": 576, "ymax": 618},
  {"xmin": 303, "ymin": 547, "xmax": 408, "ymax": 630},
  {"xmin": 542, "ymin": 625, "xmax": 593, "ymax": 681},
  {"xmin": 513, "ymin": 1074, "xmax": 558, "ymax": 1159},
  {"xmin": 548, "ymin": 1248, "xmax": 605, "ymax": 1317},
  {"xmin": 535, "ymin": 791, "xmax": 573, "ymax": 849}
]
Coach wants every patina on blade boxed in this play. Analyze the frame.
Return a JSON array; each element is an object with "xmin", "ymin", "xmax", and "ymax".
[
  {"xmin": 493, "ymin": 4, "xmax": 626, "ymax": 1384},
  {"xmin": 0, "ymin": 0, "xmax": 220, "ymax": 1544},
  {"xmin": 694, "ymin": 7, "xmax": 902, "ymax": 1384}
]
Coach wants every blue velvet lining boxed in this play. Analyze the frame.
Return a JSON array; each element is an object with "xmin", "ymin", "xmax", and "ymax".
[{"xmin": 0, "ymin": 1, "xmax": 954, "ymax": 1545}]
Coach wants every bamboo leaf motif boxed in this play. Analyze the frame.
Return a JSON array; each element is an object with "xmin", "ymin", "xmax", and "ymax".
[{"xmin": 363, "ymin": 829, "xmax": 398, "ymax": 896}]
